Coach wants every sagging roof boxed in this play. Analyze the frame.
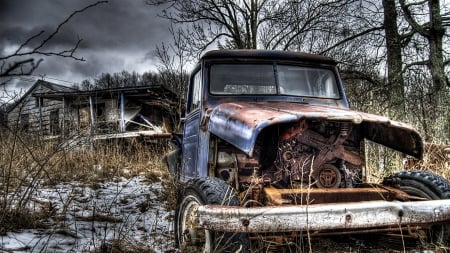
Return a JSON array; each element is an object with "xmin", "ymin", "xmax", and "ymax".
[
  {"xmin": 7, "ymin": 80, "xmax": 79, "ymax": 112},
  {"xmin": 34, "ymin": 84, "xmax": 178, "ymax": 101}
]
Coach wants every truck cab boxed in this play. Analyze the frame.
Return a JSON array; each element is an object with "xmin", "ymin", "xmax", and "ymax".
[{"xmin": 169, "ymin": 50, "xmax": 450, "ymax": 252}]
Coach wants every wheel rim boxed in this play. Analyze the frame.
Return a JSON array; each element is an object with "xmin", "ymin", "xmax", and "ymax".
[
  {"xmin": 180, "ymin": 195, "xmax": 212, "ymax": 252},
  {"xmin": 400, "ymin": 185, "xmax": 433, "ymax": 199}
]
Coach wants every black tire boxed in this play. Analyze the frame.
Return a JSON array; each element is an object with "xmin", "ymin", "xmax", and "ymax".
[
  {"xmin": 175, "ymin": 177, "xmax": 248, "ymax": 253},
  {"xmin": 393, "ymin": 170, "xmax": 450, "ymax": 246}
]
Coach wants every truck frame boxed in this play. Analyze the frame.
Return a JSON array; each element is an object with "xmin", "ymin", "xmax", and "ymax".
[{"xmin": 167, "ymin": 50, "xmax": 450, "ymax": 252}]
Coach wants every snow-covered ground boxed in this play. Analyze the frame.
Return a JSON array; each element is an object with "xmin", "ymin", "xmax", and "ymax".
[
  {"xmin": 0, "ymin": 176, "xmax": 175, "ymax": 252},
  {"xmin": 0, "ymin": 175, "xmax": 443, "ymax": 253}
]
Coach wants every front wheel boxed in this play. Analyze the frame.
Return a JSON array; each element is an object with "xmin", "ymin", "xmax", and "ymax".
[
  {"xmin": 393, "ymin": 170, "xmax": 450, "ymax": 246},
  {"xmin": 175, "ymin": 177, "xmax": 248, "ymax": 253}
]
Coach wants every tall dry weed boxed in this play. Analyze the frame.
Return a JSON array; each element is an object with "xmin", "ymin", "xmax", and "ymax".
[
  {"xmin": 0, "ymin": 128, "xmax": 170, "ymax": 234},
  {"xmin": 364, "ymin": 142, "xmax": 450, "ymax": 195},
  {"xmin": 364, "ymin": 140, "xmax": 450, "ymax": 181},
  {"xmin": 0, "ymin": 130, "xmax": 59, "ymax": 234},
  {"xmin": 402, "ymin": 143, "xmax": 450, "ymax": 179}
]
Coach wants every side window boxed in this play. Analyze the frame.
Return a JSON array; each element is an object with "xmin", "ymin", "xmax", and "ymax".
[{"xmin": 189, "ymin": 70, "xmax": 202, "ymax": 113}]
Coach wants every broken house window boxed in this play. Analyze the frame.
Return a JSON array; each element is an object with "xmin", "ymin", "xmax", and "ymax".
[
  {"xmin": 35, "ymin": 97, "xmax": 44, "ymax": 108},
  {"xmin": 20, "ymin": 114, "xmax": 30, "ymax": 131},
  {"xmin": 50, "ymin": 109, "xmax": 60, "ymax": 134}
]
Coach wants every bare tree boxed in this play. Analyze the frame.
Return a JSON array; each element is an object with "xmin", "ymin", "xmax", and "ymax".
[
  {"xmin": 147, "ymin": 0, "xmax": 282, "ymax": 56},
  {"xmin": 263, "ymin": 0, "xmax": 356, "ymax": 51},
  {"xmin": 0, "ymin": 1, "xmax": 108, "ymax": 86},
  {"xmin": 148, "ymin": 0, "xmax": 359, "ymax": 55},
  {"xmin": 153, "ymin": 25, "xmax": 190, "ymax": 131},
  {"xmin": 400, "ymin": 0, "xmax": 449, "ymax": 91},
  {"xmin": 397, "ymin": 0, "xmax": 449, "ymax": 141}
]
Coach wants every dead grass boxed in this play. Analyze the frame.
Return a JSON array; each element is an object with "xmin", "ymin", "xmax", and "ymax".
[
  {"xmin": 403, "ymin": 143, "xmax": 450, "ymax": 180},
  {"xmin": 365, "ymin": 142, "xmax": 450, "ymax": 184},
  {"xmin": 0, "ymin": 130, "xmax": 170, "ymax": 238},
  {"xmin": 90, "ymin": 239, "xmax": 157, "ymax": 253},
  {"xmin": 47, "ymin": 138, "xmax": 170, "ymax": 184},
  {"xmin": 0, "ymin": 206, "xmax": 51, "ymax": 235}
]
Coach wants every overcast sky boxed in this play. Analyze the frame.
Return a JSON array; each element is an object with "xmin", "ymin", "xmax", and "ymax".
[{"xmin": 0, "ymin": 0, "xmax": 174, "ymax": 91}]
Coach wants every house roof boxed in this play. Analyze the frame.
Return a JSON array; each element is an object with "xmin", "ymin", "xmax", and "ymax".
[
  {"xmin": 6, "ymin": 80, "xmax": 78, "ymax": 112},
  {"xmin": 34, "ymin": 80, "xmax": 78, "ymax": 94},
  {"xmin": 34, "ymin": 84, "xmax": 178, "ymax": 100},
  {"xmin": 32, "ymin": 84, "xmax": 180, "ymax": 112},
  {"xmin": 7, "ymin": 79, "xmax": 180, "ymax": 113}
]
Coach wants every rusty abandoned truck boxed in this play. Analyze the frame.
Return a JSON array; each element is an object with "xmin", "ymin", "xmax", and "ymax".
[{"xmin": 166, "ymin": 50, "xmax": 450, "ymax": 252}]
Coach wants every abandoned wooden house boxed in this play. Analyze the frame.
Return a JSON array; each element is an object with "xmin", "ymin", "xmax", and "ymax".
[{"xmin": 6, "ymin": 80, "xmax": 179, "ymax": 141}]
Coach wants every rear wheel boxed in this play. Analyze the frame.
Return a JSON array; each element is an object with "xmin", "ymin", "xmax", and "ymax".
[
  {"xmin": 175, "ymin": 177, "xmax": 248, "ymax": 253},
  {"xmin": 393, "ymin": 170, "xmax": 450, "ymax": 246}
]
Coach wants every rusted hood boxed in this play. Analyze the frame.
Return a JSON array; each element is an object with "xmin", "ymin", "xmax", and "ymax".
[{"xmin": 207, "ymin": 102, "xmax": 423, "ymax": 158}]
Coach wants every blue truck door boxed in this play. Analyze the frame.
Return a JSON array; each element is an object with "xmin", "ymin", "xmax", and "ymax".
[{"xmin": 181, "ymin": 70, "xmax": 202, "ymax": 180}]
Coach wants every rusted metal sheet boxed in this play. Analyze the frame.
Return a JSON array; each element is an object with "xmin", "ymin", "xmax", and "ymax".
[
  {"xmin": 263, "ymin": 186, "xmax": 408, "ymax": 205},
  {"xmin": 198, "ymin": 199, "xmax": 450, "ymax": 233},
  {"xmin": 207, "ymin": 102, "xmax": 423, "ymax": 158}
]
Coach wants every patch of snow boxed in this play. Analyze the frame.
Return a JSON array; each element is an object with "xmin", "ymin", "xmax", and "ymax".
[{"xmin": 1, "ymin": 176, "xmax": 175, "ymax": 252}]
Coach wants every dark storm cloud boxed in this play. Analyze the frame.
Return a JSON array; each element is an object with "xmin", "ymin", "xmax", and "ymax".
[{"xmin": 0, "ymin": 0, "xmax": 172, "ymax": 87}]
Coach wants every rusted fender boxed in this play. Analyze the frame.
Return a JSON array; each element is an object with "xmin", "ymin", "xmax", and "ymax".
[
  {"xmin": 198, "ymin": 200, "xmax": 450, "ymax": 233},
  {"xmin": 207, "ymin": 102, "xmax": 423, "ymax": 158}
]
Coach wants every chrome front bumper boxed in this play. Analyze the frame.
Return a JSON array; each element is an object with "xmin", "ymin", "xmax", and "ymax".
[{"xmin": 198, "ymin": 200, "xmax": 450, "ymax": 233}]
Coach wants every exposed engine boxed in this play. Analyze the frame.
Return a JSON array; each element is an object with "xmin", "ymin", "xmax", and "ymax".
[
  {"xmin": 269, "ymin": 120, "xmax": 364, "ymax": 189},
  {"xmin": 214, "ymin": 119, "xmax": 365, "ymax": 192}
]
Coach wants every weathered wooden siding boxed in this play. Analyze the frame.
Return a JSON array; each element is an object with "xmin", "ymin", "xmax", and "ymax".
[
  {"xmin": 8, "ymin": 95, "xmax": 64, "ymax": 134},
  {"xmin": 7, "ymin": 84, "xmax": 79, "ymax": 135}
]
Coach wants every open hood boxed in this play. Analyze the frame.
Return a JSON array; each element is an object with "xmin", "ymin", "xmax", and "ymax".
[{"xmin": 207, "ymin": 102, "xmax": 423, "ymax": 159}]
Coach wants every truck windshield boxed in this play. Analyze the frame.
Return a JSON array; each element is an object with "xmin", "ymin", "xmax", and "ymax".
[{"xmin": 209, "ymin": 63, "xmax": 340, "ymax": 99}]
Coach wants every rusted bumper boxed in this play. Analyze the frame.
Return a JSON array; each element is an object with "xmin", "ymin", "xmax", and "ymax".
[{"xmin": 198, "ymin": 200, "xmax": 450, "ymax": 233}]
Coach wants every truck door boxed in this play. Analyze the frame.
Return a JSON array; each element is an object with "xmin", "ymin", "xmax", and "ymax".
[{"xmin": 181, "ymin": 69, "xmax": 202, "ymax": 180}]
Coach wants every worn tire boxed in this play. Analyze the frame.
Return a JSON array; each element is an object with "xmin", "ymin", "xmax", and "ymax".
[
  {"xmin": 393, "ymin": 170, "xmax": 450, "ymax": 246},
  {"xmin": 175, "ymin": 177, "xmax": 248, "ymax": 253}
]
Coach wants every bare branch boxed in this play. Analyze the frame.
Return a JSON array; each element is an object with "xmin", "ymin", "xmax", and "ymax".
[
  {"xmin": 403, "ymin": 60, "xmax": 430, "ymax": 72},
  {"xmin": 34, "ymin": 1, "xmax": 108, "ymax": 53},
  {"xmin": 399, "ymin": 0, "xmax": 430, "ymax": 37},
  {"xmin": 1, "ymin": 31, "xmax": 45, "ymax": 60},
  {"xmin": 320, "ymin": 26, "xmax": 385, "ymax": 54},
  {"xmin": 0, "ymin": 59, "xmax": 43, "ymax": 78},
  {"xmin": 0, "ymin": 1, "xmax": 108, "ymax": 82}
]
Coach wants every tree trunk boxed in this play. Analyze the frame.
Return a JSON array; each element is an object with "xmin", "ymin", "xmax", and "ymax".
[
  {"xmin": 424, "ymin": 0, "xmax": 447, "ymax": 141},
  {"xmin": 382, "ymin": 0, "xmax": 405, "ymax": 118},
  {"xmin": 427, "ymin": 0, "xmax": 446, "ymax": 97}
]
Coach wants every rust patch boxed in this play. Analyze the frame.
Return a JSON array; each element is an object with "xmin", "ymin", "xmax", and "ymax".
[{"xmin": 263, "ymin": 186, "xmax": 406, "ymax": 205}]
